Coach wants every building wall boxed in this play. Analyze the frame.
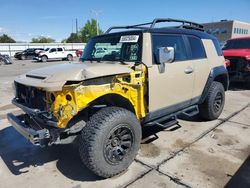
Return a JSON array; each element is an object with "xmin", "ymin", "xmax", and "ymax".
[
  {"xmin": 231, "ymin": 21, "xmax": 250, "ymax": 38},
  {"xmin": 203, "ymin": 21, "xmax": 233, "ymax": 43},
  {"xmin": 203, "ymin": 20, "xmax": 250, "ymax": 43}
]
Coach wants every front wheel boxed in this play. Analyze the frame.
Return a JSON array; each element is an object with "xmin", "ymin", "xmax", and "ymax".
[
  {"xmin": 41, "ymin": 56, "xmax": 47, "ymax": 63},
  {"xmin": 79, "ymin": 107, "xmax": 141, "ymax": 178},
  {"xmin": 199, "ymin": 81, "xmax": 225, "ymax": 120}
]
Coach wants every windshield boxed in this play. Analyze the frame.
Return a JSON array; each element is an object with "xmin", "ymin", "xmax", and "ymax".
[
  {"xmin": 223, "ymin": 38, "xmax": 250, "ymax": 50},
  {"xmin": 81, "ymin": 33, "xmax": 142, "ymax": 62},
  {"xmin": 45, "ymin": 48, "xmax": 50, "ymax": 51}
]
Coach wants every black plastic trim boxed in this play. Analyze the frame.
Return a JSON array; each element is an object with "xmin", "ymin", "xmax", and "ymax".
[
  {"xmin": 199, "ymin": 65, "xmax": 229, "ymax": 104},
  {"xmin": 143, "ymin": 96, "xmax": 200, "ymax": 124}
]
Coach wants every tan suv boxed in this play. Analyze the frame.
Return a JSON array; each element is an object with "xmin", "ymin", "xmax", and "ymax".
[{"xmin": 7, "ymin": 18, "xmax": 229, "ymax": 178}]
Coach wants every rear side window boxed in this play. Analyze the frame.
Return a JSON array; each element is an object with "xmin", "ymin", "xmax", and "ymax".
[
  {"xmin": 57, "ymin": 48, "xmax": 63, "ymax": 51},
  {"xmin": 187, "ymin": 36, "xmax": 206, "ymax": 59},
  {"xmin": 212, "ymin": 39, "xmax": 223, "ymax": 56},
  {"xmin": 152, "ymin": 34, "xmax": 188, "ymax": 63}
]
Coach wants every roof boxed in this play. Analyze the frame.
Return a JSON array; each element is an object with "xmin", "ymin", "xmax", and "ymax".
[{"xmin": 101, "ymin": 18, "xmax": 215, "ymax": 40}]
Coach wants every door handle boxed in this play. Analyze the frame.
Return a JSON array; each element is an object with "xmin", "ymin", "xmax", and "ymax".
[{"xmin": 184, "ymin": 67, "xmax": 193, "ymax": 74}]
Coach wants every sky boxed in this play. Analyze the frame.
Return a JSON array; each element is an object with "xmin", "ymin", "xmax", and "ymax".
[{"xmin": 0, "ymin": 0, "xmax": 250, "ymax": 42}]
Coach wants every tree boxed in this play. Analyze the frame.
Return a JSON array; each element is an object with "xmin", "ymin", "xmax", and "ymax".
[
  {"xmin": 0, "ymin": 34, "xmax": 16, "ymax": 43},
  {"xmin": 80, "ymin": 19, "xmax": 103, "ymax": 42},
  {"xmin": 31, "ymin": 36, "xmax": 55, "ymax": 43},
  {"xmin": 64, "ymin": 33, "xmax": 82, "ymax": 43}
]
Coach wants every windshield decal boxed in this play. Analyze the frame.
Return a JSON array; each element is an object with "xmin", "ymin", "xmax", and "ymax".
[{"xmin": 120, "ymin": 35, "xmax": 139, "ymax": 43}]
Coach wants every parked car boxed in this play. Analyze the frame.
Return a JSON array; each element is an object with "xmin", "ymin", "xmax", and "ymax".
[
  {"xmin": 34, "ymin": 47, "xmax": 76, "ymax": 62},
  {"xmin": 14, "ymin": 48, "xmax": 44, "ymax": 60},
  {"xmin": 75, "ymin": 49, "xmax": 83, "ymax": 57},
  {"xmin": 223, "ymin": 37, "xmax": 250, "ymax": 82},
  {"xmin": 7, "ymin": 18, "xmax": 228, "ymax": 178},
  {"xmin": 0, "ymin": 54, "xmax": 12, "ymax": 65}
]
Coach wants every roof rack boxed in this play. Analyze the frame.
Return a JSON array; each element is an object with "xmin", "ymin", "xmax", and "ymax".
[{"xmin": 105, "ymin": 18, "xmax": 204, "ymax": 33}]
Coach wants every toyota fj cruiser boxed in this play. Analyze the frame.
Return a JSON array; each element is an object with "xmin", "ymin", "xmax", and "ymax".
[{"xmin": 7, "ymin": 18, "xmax": 229, "ymax": 178}]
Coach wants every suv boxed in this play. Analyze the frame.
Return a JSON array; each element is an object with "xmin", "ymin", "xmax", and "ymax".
[
  {"xmin": 7, "ymin": 18, "xmax": 228, "ymax": 178},
  {"xmin": 14, "ymin": 48, "xmax": 44, "ymax": 60},
  {"xmin": 223, "ymin": 37, "xmax": 250, "ymax": 82}
]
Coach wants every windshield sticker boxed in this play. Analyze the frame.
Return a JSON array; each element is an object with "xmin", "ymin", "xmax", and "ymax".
[{"xmin": 120, "ymin": 35, "xmax": 139, "ymax": 43}]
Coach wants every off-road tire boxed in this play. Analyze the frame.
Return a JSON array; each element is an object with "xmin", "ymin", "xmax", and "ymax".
[
  {"xmin": 79, "ymin": 107, "xmax": 141, "ymax": 178},
  {"xmin": 67, "ymin": 54, "xmax": 73, "ymax": 61},
  {"xmin": 41, "ymin": 55, "xmax": 47, "ymax": 63},
  {"xmin": 199, "ymin": 81, "xmax": 225, "ymax": 120}
]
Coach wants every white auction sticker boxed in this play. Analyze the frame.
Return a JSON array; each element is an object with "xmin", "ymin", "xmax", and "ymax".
[{"xmin": 120, "ymin": 35, "xmax": 139, "ymax": 43}]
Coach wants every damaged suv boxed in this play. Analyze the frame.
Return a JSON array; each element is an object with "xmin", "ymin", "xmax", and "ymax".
[
  {"xmin": 223, "ymin": 37, "xmax": 250, "ymax": 82},
  {"xmin": 7, "ymin": 18, "xmax": 228, "ymax": 178}
]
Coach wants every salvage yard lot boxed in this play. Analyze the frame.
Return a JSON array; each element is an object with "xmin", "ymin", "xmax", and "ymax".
[{"xmin": 0, "ymin": 60, "xmax": 249, "ymax": 188}]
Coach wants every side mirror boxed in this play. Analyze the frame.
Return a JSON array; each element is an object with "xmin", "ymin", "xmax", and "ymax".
[
  {"xmin": 158, "ymin": 47, "xmax": 174, "ymax": 64},
  {"xmin": 157, "ymin": 47, "xmax": 174, "ymax": 73}
]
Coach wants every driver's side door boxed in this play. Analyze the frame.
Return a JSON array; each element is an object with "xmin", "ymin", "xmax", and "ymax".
[{"xmin": 148, "ymin": 34, "xmax": 195, "ymax": 113}]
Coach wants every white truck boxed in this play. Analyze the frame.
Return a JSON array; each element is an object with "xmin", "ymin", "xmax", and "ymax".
[{"xmin": 34, "ymin": 47, "xmax": 76, "ymax": 62}]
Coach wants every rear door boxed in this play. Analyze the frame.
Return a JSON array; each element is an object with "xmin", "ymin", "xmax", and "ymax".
[
  {"xmin": 148, "ymin": 34, "xmax": 195, "ymax": 113},
  {"xmin": 56, "ymin": 48, "xmax": 64, "ymax": 58},
  {"xmin": 185, "ymin": 36, "xmax": 210, "ymax": 99}
]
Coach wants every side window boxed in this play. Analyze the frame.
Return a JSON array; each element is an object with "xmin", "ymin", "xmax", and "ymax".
[
  {"xmin": 187, "ymin": 36, "xmax": 206, "ymax": 59},
  {"xmin": 57, "ymin": 48, "xmax": 63, "ymax": 52},
  {"xmin": 212, "ymin": 39, "xmax": 223, "ymax": 56},
  {"xmin": 50, "ymin": 48, "xmax": 56, "ymax": 53},
  {"xmin": 152, "ymin": 34, "xmax": 188, "ymax": 63}
]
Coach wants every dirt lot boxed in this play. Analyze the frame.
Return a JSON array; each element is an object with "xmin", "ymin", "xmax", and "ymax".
[{"xmin": 0, "ymin": 59, "xmax": 249, "ymax": 188}]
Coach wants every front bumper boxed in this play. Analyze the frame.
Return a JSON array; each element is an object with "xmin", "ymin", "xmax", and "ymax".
[
  {"xmin": 33, "ymin": 56, "xmax": 41, "ymax": 61},
  {"xmin": 7, "ymin": 113, "xmax": 50, "ymax": 146}
]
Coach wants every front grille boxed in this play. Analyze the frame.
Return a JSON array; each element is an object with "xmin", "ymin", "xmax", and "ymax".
[
  {"xmin": 226, "ymin": 57, "xmax": 249, "ymax": 73},
  {"xmin": 15, "ymin": 82, "xmax": 47, "ymax": 111}
]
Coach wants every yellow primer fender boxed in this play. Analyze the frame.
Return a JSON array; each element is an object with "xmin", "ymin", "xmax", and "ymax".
[{"xmin": 49, "ymin": 65, "xmax": 147, "ymax": 128}]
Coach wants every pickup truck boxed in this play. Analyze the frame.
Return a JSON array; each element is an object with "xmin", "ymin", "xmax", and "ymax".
[
  {"xmin": 223, "ymin": 37, "xmax": 250, "ymax": 82},
  {"xmin": 34, "ymin": 47, "xmax": 76, "ymax": 62}
]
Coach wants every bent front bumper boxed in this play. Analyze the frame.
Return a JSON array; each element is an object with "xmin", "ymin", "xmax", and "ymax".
[
  {"xmin": 33, "ymin": 56, "xmax": 41, "ymax": 61},
  {"xmin": 7, "ymin": 113, "xmax": 50, "ymax": 147}
]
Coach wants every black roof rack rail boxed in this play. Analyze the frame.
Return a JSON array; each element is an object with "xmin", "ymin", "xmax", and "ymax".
[{"xmin": 105, "ymin": 18, "xmax": 204, "ymax": 33}]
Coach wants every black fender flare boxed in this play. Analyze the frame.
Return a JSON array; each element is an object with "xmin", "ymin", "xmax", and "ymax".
[{"xmin": 199, "ymin": 65, "xmax": 229, "ymax": 104}]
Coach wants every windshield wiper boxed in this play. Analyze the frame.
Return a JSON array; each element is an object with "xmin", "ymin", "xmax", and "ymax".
[{"xmin": 117, "ymin": 58, "xmax": 128, "ymax": 65}]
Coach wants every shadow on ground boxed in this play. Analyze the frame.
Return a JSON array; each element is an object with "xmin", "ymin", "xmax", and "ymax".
[
  {"xmin": 0, "ymin": 126, "xmax": 102, "ymax": 182},
  {"xmin": 225, "ymin": 155, "xmax": 250, "ymax": 188},
  {"xmin": 229, "ymin": 81, "xmax": 250, "ymax": 91}
]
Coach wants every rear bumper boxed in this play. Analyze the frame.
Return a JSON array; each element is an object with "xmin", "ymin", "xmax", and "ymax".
[{"xmin": 7, "ymin": 113, "xmax": 50, "ymax": 147}]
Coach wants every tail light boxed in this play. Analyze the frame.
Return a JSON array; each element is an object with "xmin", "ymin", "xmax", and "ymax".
[{"xmin": 224, "ymin": 59, "xmax": 230, "ymax": 67}]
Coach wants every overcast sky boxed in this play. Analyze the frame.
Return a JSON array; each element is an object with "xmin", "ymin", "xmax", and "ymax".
[{"xmin": 0, "ymin": 0, "xmax": 249, "ymax": 42}]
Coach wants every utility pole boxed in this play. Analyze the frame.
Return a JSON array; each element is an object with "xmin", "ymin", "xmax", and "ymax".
[
  {"xmin": 91, "ymin": 10, "xmax": 101, "ymax": 35},
  {"xmin": 76, "ymin": 18, "xmax": 78, "ymax": 33}
]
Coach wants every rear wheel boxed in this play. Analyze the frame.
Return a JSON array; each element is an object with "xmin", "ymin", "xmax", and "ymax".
[
  {"xmin": 79, "ymin": 107, "xmax": 141, "ymax": 178},
  {"xmin": 199, "ymin": 81, "xmax": 225, "ymax": 120},
  {"xmin": 67, "ymin": 54, "xmax": 73, "ymax": 61}
]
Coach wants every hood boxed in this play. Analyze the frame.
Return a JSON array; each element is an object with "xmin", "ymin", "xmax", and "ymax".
[
  {"xmin": 223, "ymin": 49, "xmax": 250, "ymax": 59},
  {"xmin": 15, "ymin": 61, "xmax": 133, "ymax": 91}
]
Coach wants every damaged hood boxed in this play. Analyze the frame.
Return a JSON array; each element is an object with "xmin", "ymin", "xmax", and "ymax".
[{"xmin": 15, "ymin": 61, "xmax": 133, "ymax": 91}]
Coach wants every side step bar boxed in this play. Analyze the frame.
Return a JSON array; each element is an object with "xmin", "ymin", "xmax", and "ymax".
[
  {"xmin": 144, "ymin": 115, "xmax": 178, "ymax": 129},
  {"xmin": 143, "ymin": 105, "xmax": 199, "ymax": 129}
]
